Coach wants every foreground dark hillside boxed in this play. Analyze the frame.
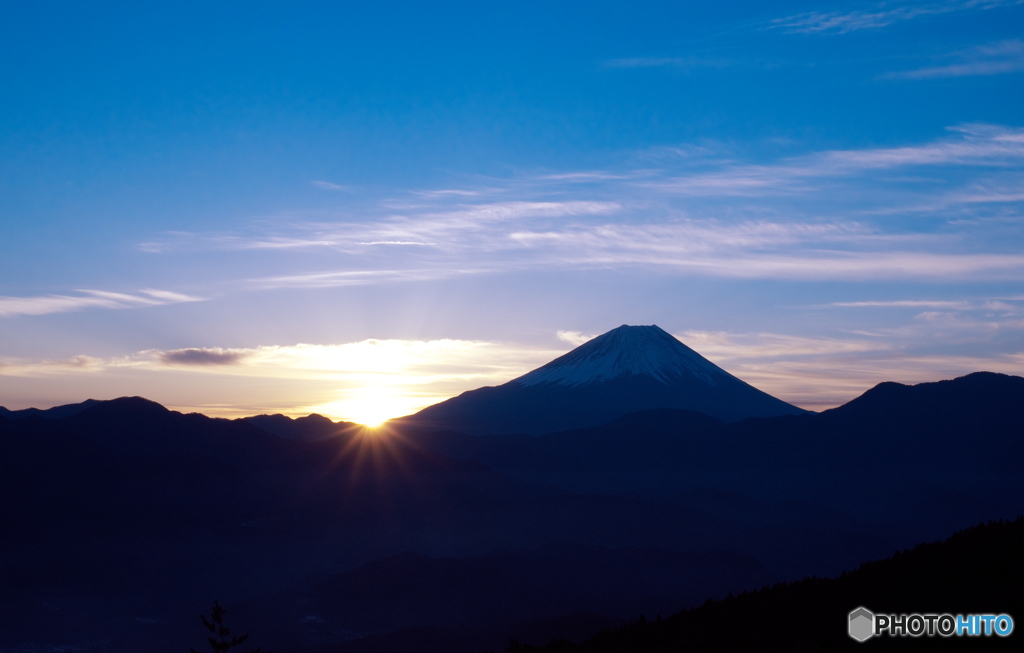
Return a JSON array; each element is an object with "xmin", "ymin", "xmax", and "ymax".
[
  {"xmin": 505, "ymin": 517, "xmax": 1024, "ymax": 652},
  {"xmin": 1, "ymin": 372, "xmax": 1023, "ymax": 652}
]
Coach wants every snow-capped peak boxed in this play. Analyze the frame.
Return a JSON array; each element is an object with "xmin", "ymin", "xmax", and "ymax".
[{"xmin": 513, "ymin": 325, "xmax": 734, "ymax": 388}]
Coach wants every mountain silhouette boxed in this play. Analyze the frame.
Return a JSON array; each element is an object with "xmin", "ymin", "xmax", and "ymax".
[
  {"xmin": 396, "ymin": 324, "xmax": 805, "ymax": 435},
  {"xmin": 3, "ymin": 371, "xmax": 1023, "ymax": 652},
  {"xmin": 0, "ymin": 398, "xmax": 101, "ymax": 420}
]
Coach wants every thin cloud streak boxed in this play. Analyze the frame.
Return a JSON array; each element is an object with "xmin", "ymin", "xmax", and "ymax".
[
  {"xmin": 247, "ymin": 267, "xmax": 488, "ymax": 290},
  {"xmin": 652, "ymin": 125, "xmax": 1024, "ymax": 196},
  {"xmin": 0, "ymin": 355, "xmax": 107, "ymax": 376},
  {"xmin": 658, "ymin": 251, "xmax": 1024, "ymax": 281},
  {"xmin": 604, "ymin": 57, "xmax": 728, "ymax": 70},
  {"xmin": 0, "ymin": 289, "xmax": 205, "ymax": 318},
  {"xmin": 540, "ymin": 171, "xmax": 635, "ymax": 181},
  {"xmin": 827, "ymin": 300, "xmax": 973, "ymax": 308},
  {"xmin": 411, "ymin": 189, "xmax": 490, "ymax": 198},
  {"xmin": 819, "ymin": 296, "xmax": 1024, "ymax": 314},
  {"xmin": 310, "ymin": 180, "xmax": 349, "ymax": 191},
  {"xmin": 887, "ymin": 39, "xmax": 1024, "ymax": 79},
  {"xmin": 770, "ymin": 1, "xmax": 1021, "ymax": 34},
  {"xmin": 356, "ymin": 241, "xmax": 438, "ymax": 246}
]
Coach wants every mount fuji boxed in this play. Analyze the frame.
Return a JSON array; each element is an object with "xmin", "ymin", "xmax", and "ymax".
[{"xmin": 397, "ymin": 324, "xmax": 807, "ymax": 435}]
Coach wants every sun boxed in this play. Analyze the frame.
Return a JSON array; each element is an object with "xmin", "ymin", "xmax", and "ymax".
[
  {"xmin": 307, "ymin": 388, "xmax": 422, "ymax": 428},
  {"xmin": 347, "ymin": 401, "xmax": 394, "ymax": 428}
]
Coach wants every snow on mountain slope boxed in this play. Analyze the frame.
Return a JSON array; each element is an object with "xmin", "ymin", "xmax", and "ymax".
[
  {"xmin": 398, "ymin": 324, "xmax": 807, "ymax": 435},
  {"xmin": 514, "ymin": 325, "xmax": 732, "ymax": 387}
]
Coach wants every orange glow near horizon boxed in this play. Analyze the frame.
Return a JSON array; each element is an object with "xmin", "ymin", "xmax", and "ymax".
[{"xmin": 306, "ymin": 387, "xmax": 428, "ymax": 428}]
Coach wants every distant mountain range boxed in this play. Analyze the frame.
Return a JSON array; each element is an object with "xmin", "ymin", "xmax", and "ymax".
[
  {"xmin": 0, "ymin": 397, "xmax": 100, "ymax": 420},
  {"xmin": 396, "ymin": 325, "xmax": 806, "ymax": 435},
  {"xmin": 2, "ymin": 330, "xmax": 1023, "ymax": 652}
]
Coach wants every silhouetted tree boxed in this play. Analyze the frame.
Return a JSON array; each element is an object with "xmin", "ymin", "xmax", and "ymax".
[{"xmin": 190, "ymin": 601, "xmax": 267, "ymax": 653}]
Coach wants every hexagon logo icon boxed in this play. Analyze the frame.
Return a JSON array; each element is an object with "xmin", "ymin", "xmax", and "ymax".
[{"xmin": 849, "ymin": 607, "xmax": 874, "ymax": 642}]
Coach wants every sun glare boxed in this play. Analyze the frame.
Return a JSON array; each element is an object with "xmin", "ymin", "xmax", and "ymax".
[{"xmin": 307, "ymin": 388, "xmax": 427, "ymax": 428}]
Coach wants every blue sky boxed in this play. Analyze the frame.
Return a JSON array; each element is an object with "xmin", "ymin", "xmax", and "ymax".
[{"xmin": 2, "ymin": 1, "xmax": 1023, "ymax": 423}]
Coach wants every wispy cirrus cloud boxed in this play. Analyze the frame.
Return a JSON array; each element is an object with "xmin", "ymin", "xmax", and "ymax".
[
  {"xmin": 939, "ymin": 172, "xmax": 1024, "ymax": 205},
  {"xmin": 248, "ymin": 268, "xmax": 483, "ymax": 290},
  {"xmin": 820, "ymin": 297, "xmax": 1024, "ymax": 359},
  {"xmin": 665, "ymin": 252, "xmax": 1024, "ymax": 281},
  {"xmin": 770, "ymin": 0, "xmax": 1022, "ymax": 35},
  {"xmin": 246, "ymin": 221, "xmax": 1024, "ymax": 286},
  {"xmin": 772, "ymin": 6, "xmax": 941, "ymax": 34},
  {"xmin": 652, "ymin": 124, "xmax": 1024, "ymax": 196},
  {"xmin": 807, "ymin": 293, "xmax": 1024, "ymax": 337},
  {"xmin": 604, "ymin": 56, "xmax": 728, "ymax": 70},
  {"xmin": 539, "ymin": 171, "xmax": 636, "ymax": 182},
  {"xmin": 887, "ymin": 39, "xmax": 1024, "ymax": 79},
  {"xmin": 141, "ymin": 201, "xmax": 621, "ymax": 255},
  {"xmin": 0, "ymin": 289, "xmax": 205, "ymax": 318},
  {"xmin": 819, "ymin": 123, "xmax": 1024, "ymax": 167},
  {"xmin": 820, "ymin": 297, "xmax": 1024, "ymax": 342},
  {"xmin": 310, "ymin": 180, "xmax": 349, "ymax": 191},
  {"xmin": 410, "ymin": 188, "xmax": 494, "ymax": 199},
  {"xmin": 135, "ymin": 125, "xmax": 1024, "ymax": 288},
  {"xmin": 0, "ymin": 354, "xmax": 107, "ymax": 375},
  {"xmin": 826, "ymin": 299, "xmax": 974, "ymax": 309}
]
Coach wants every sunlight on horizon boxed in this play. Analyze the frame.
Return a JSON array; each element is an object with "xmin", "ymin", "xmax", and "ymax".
[
  {"xmin": 304, "ymin": 388, "xmax": 437, "ymax": 427},
  {"xmin": 6, "ymin": 331, "xmax": 1019, "ymax": 424}
]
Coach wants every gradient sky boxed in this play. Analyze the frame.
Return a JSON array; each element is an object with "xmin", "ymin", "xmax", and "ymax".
[{"xmin": 2, "ymin": 1, "xmax": 1023, "ymax": 424}]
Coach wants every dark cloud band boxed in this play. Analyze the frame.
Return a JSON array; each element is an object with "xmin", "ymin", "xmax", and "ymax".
[{"xmin": 160, "ymin": 348, "xmax": 246, "ymax": 366}]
